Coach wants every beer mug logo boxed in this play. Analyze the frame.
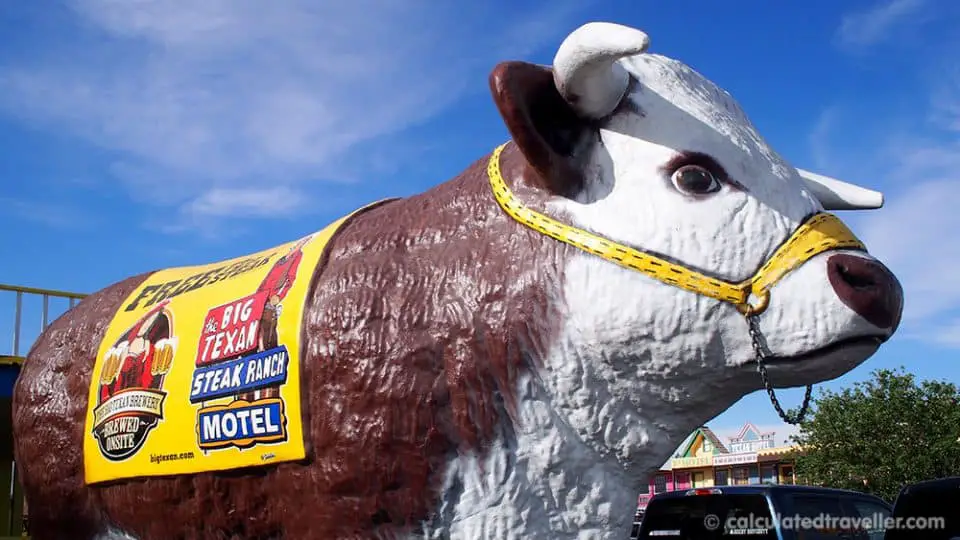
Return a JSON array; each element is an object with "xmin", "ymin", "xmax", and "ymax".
[
  {"xmin": 152, "ymin": 338, "xmax": 177, "ymax": 376},
  {"xmin": 91, "ymin": 302, "xmax": 174, "ymax": 461},
  {"xmin": 99, "ymin": 350, "xmax": 116, "ymax": 385},
  {"xmin": 99, "ymin": 342, "xmax": 127, "ymax": 385}
]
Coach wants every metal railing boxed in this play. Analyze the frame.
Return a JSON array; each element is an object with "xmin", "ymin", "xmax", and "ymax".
[
  {"xmin": 1, "ymin": 284, "xmax": 87, "ymax": 364},
  {"xmin": 1, "ymin": 283, "xmax": 87, "ymax": 537}
]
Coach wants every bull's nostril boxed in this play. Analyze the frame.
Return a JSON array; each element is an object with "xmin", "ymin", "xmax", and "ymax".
[
  {"xmin": 837, "ymin": 264, "xmax": 876, "ymax": 289},
  {"xmin": 827, "ymin": 253, "xmax": 903, "ymax": 330}
]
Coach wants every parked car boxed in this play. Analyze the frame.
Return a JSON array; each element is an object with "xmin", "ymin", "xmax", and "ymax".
[
  {"xmin": 633, "ymin": 484, "xmax": 892, "ymax": 539},
  {"xmin": 631, "ymin": 507, "xmax": 645, "ymax": 538},
  {"xmin": 884, "ymin": 476, "xmax": 960, "ymax": 540}
]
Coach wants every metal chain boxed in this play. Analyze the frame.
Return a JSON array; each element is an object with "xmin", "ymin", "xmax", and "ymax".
[{"xmin": 746, "ymin": 315, "xmax": 812, "ymax": 425}]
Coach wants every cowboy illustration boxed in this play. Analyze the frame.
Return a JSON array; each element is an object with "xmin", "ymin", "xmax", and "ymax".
[{"xmin": 237, "ymin": 236, "xmax": 310, "ymax": 401}]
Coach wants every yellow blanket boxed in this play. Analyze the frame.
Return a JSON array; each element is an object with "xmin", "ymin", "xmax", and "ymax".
[{"xmin": 83, "ymin": 201, "xmax": 389, "ymax": 484}]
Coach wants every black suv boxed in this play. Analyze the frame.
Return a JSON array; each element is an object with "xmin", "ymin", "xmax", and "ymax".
[
  {"xmin": 884, "ymin": 476, "xmax": 959, "ymax": 540},
  {"xmin": 634, "ymin": 484, "xmax": 891, "ymax": 539}
]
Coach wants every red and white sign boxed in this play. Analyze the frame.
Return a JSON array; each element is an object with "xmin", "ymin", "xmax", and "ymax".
[{"xmin": 196, "ymin": 292, "xmax": 267, "ymax": 366}]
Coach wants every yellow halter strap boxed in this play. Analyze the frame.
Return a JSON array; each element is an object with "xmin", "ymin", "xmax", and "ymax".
[{"xmin": 487, "ymin": 142, "xmax": 867, "ymax": 316}]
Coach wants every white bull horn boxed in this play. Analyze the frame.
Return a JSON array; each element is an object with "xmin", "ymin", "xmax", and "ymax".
[
  {"xmin": 553, "ymin": 22, "xmax": 651, "ymax": 119},
  {"xmin": 797, "ymin": 169, "xmax": 884, "ymax": 210}
]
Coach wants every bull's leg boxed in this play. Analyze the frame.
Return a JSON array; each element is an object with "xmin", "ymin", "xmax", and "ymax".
[
  {"xmin": 12, "ymin": 275, "xmax": 153, "ymax": 540},
  {"xmin": 92, "ymin": 528, "xmax": 140, "ymax": 540}
]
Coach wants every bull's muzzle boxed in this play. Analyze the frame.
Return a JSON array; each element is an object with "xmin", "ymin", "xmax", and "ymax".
[
  {"xmin": 826, "ymin": 254, "xmax": 903, "ymax": 331},
  {"xmin": 486, "ymin": 141, "xmax": 896, "ymax": 320}
]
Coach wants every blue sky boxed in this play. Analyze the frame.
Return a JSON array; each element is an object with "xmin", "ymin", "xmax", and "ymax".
[{"xmin": 1, "ymin": 0, "xmax": 958, "ymax": 445}]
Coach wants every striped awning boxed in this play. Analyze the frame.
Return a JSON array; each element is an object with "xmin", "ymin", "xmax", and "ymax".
[{"xmin": 758, "ymin": 445, "xmax": 803, "ymax": 457}]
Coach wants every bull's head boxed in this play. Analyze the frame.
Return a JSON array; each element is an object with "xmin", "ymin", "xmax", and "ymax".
[{"xmin": 488, "ymin": 22, "xmax": 903, "ymax": 483}]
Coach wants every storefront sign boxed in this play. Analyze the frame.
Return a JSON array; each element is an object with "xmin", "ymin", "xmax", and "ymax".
[
  {"xmin": 671, "ymin": 455, "xmax": 713, "ymax": 468},
  {"xmin": 714, "ymin": 452, "xmax": 758, "ymax": 466}
]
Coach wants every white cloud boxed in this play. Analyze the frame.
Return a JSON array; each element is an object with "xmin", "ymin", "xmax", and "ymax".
[
  {"xmin": 848, "ymin": 79, "xmax": 960, "ymax": 346},
  {"xmin": 930, "ymin": 72, "xmax": 960, "ymax": 133},
  {"xmin": 808, "ymin": 106, "xmax": 841, "ymax": 171},
  {"xmin": 819, "ymin": 1, "xmax": 960, "ymax": 346},
  {"xmin": 183, "ymin": 186, "xmax": 307, "ymax": 219},
  {"xmin": 837, "ymin": 0, "xmax": 927, "ymax": 48},
  {"xmin": 931, "ymin": 318, "xmax": 960, "ymax": 347},
  {"xmin": 0, "ymin": 196, "xmax": 96, "ymax": 230},
  {"xmin": 860, "ymin": 179, "xmax": 960, "ymax": 320},
  {"xmin": 146, "ymin": 185, "xmax": 311, "ymax": 238},
  {"xmin": 0, "ymin": 1, "xmax": 587, "ymax": 225}
]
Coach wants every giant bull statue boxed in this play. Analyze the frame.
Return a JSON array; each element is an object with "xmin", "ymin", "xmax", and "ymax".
[{"xmin": 13, "ymin": 22, "xmax": 903, "ymax": 540}]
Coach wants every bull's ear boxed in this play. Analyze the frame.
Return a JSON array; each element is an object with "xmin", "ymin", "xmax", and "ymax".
[{"xmin": 488, "ymin": 61, "xmax": 587, "ymax": 197}]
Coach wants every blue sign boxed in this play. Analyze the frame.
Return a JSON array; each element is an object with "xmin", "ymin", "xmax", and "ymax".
[
  {"xmin": 189, "ymin": 346, "xmax": 288, "ymax": 403},
  {"xmin": 197, "ymin": 400, "xmax": 285, "ymax": 448}
]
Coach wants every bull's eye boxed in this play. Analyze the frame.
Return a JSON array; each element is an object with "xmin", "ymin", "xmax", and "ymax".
[{"xmin": 671, "ymin": 165, "xmax": 721, "ymax": 196}]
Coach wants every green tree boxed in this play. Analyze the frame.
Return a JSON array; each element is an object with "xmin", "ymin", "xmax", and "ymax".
[{"xmin": 790, "ymin": 367, "xmax": 960, "ymax": 502}]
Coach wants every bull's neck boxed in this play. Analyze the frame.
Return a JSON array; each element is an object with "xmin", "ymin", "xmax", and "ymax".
[
  {"xmin": 420, "ymin": 376, "xmax": 633, "ymax": 538},
  {"xmin": 421, "ymin": 366, "xmax": 706, "ymax": 539}
]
